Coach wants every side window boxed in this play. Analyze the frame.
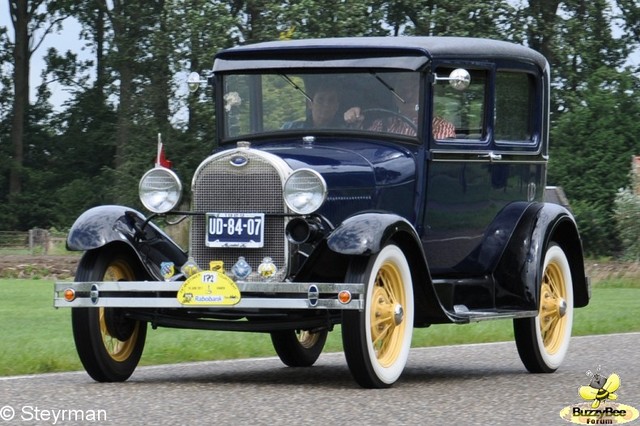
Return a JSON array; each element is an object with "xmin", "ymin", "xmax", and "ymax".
[
  {"xmin": 434, "ymin": 67, "xmax": 488, "ymax": 142},
  {"xmin": 495, "ymin": 72, "xmax": 535, "ymax": 143}
]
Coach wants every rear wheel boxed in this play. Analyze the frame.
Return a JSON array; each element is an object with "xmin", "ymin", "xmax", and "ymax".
[
  {"xmin": 514, "ymin": 243, "xmax": 574, "ymax": 373},
  {"xmin": 71, "ymin": 247, "xmax": 147, "ymax": 382},
  {"xmin": 271, "ymin": 329, "xmax": 328, "ymax": 367},
  {"xmin": 342, "ymin": 244, "xmax": 414, "ymax": 388}
]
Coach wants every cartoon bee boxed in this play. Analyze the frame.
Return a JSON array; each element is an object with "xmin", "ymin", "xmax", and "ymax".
[{"xmin": 579, "ymin": 367, "xmax": 620, "ymax": 408}]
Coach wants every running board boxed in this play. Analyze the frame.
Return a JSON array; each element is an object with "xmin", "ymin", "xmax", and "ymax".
[{"xmin": 450, "ymin": 304, "xmax": 538, "ymax": 322}]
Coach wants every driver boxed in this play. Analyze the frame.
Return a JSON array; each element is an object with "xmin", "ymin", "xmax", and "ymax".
[{"xmin": 344, "ymin": 73, "xmax": 455, "ymax": 138}]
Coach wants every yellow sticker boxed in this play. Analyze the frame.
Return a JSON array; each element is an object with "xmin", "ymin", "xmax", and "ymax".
[{"xmin": 177, "ymin": 270, "xmax": 241, "ymax": 306}]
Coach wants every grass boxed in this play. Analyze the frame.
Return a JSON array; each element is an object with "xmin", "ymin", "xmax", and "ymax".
[{"xmin": 0, "ymin": 278, "xmax": 639, "ymax": 376}]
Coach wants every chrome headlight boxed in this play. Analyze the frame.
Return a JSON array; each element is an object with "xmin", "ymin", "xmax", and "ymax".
[
  {"xmin": 283, "ymin": 169, "xmax": 327, "ymax": 214},
  {"xmin": 139, "ymin": 167, "xmax": 182, "ymax": 213}
]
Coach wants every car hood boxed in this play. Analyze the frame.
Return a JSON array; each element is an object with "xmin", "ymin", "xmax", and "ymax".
[{"xmin": 257, "ymin": 138, "xmax": 417, "ymax": 189}]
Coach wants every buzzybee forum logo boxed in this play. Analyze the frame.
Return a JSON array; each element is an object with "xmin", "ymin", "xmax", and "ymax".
[{"xmin": 560, "ymin": 366, "xmax": 639, "ymax": 424}]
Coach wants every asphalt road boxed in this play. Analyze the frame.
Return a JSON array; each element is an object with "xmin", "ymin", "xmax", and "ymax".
[{"xmin": 1, "ymin": 333, "xmax": 639, "ymax": 426}]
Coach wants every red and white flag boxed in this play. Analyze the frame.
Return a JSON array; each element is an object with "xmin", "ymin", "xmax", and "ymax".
[{"xmin": 156, "ymin": 134, "xmax": 172, "ymax": 168}]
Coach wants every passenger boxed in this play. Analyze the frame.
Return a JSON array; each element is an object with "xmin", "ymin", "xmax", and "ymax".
[{"xmin": 344, "ymin": 74, "xmax": 455, "ymax": 138}]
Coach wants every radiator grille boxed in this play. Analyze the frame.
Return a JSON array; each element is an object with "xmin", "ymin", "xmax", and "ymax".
[{"xmin": 190, "ymin": 150, "xmax": 288, "ymax": 280}]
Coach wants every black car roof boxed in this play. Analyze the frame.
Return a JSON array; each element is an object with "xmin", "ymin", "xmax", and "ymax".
[{"xmin": 213, "ymin": 36, "xmax": 548, "ymax": 72}]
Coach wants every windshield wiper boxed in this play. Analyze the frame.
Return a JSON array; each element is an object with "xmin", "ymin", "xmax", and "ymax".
[
  {"xmin": 371, "ymin": 72, "xmax": 406, "ymax": 104},
  {"xmin": 280, "ymin": 74, "xmax": 312, "ymax": 102}
]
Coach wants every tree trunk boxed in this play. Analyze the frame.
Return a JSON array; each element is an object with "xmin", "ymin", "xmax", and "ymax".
[
  {"xmin": 525, "ymin": 0, "xmax": 561, "ymax": 64},
  {"xmin": 95, "ymin": 4, "xmax": 106, "ymax": 100},
  {"xmin": 9, "ymin": 0, "xmax": 30, "ymax": 196},
  {"xmin": 152, "ymin": 0, "xmax": 170, "ymax": 131}
]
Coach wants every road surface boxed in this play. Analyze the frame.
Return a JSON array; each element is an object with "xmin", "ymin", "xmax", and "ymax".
[{"xmin": 1, "ymin": 333, "xmax": 639, "ymax": 425}]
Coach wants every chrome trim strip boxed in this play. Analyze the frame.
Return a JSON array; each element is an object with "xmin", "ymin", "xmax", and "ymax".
[{"xmin": 429, "ymin": 149, "xmax": 548, "ymax": 163}]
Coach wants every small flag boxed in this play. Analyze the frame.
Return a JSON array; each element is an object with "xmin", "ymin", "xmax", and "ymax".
[{"xmin": 156, "ymin": 133, "xmax": 173, "ymax": 168}]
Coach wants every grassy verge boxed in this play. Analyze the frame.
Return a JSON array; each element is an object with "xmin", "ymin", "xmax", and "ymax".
[{"xmin": 0, "ymin": 278, "xmax": 638, "ymax": 376}]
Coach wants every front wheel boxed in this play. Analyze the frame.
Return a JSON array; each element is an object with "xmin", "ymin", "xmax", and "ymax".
[
  {"xmin": 342, "ymin": 244, "xmax": 414, "ymax": 388},
  {"xmin": 71, "ymin": 247, "xmax": 147, "ymax": 382},
  {"xmin": 514, "ymin": 243, "xmax": 574, "ymax": 373},
  {"xmin": 270, "ymin": 329, "xmax": 328, "ymax": 367}
]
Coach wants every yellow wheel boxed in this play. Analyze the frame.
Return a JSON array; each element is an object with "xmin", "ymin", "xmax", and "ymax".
[
  {"xmin": 514, "ymin": 243, "xmax": 574, "ymax": 373},
  {"xmin": 72, "ymin": 246, "xmax": 147, "ymax": 382},
  {"xmin": 342, "ymin": 244, "xmax": 414, "ymax": 388}
]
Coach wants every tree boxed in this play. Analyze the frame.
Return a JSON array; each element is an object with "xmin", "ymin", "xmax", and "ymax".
[
  {"xmin": 0, "ymin": 26, "xmax": 13, "ymax": 208},
  {"xmin": 384, "ymin": 0, "xmax": 517, "ymax": 39},
  {"xmin": 614, "ymin": 186, "xmax": 640, "ymax": 261},
  {"xmin": 0, "ymin": 0, "xmax": 638, "ymax": 250},
  {"xmin": 279, "ymin": 0, "xmax": 387, "ymax": 38},
  {"xmin": 548, "ymin": 68, "xmax": 640, "ymax": 255},
  {"xmin": 8, "ymin": 0, "xmax": 70, "ymax": 197}
]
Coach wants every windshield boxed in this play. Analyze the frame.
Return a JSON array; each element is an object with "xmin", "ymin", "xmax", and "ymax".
[{"xmin": 221, "ymin": 71, "xmax": 422, "ymax": 140}]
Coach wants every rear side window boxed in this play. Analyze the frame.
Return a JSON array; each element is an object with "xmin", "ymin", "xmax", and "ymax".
[
  {"xmin": 495, "ymin": 72, "xmax": 536, "ymax": 143},
  {"xmin": 433, "ymin": 67, "xmax": 488, "ymax": 142}
]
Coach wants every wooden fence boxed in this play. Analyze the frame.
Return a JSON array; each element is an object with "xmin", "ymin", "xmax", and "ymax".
[{"xmin": 0, "ymin": 229, "xmax": 66, "ymax": 255}]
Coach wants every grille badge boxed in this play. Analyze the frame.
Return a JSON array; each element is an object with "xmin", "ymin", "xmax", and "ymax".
[{"xmin": 230, "ymin": 154, "xmax": 249, "ymax": 167}]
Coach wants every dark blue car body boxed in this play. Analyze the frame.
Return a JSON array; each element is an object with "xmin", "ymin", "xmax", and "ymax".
[{"xmin": 57, "ymin": 37, "xmax": 590, "ymax": 388}]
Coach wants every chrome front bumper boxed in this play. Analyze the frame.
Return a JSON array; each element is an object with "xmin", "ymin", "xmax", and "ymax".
[{"xmin": 54, "ymin": 281, "xmax": 364, "ymax": 310}]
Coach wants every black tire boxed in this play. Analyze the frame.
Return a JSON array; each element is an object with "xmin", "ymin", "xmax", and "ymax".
[
  {"xmin": 270, "ymin": 329, "xmax": 328, "ymax": 367},
  {"xmin": 514, "ymin": 243, "xmax": 574, "ymax": 373},
  {"xmin": 342, "ymin": 244, "xmax": 414, "ymax": 388},
  {"xmin": 71, "ymin": 247, "xmax": 147, "ymax": 382}
]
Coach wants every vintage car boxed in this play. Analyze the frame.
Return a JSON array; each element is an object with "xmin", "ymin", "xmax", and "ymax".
[{"xmin": 55, "ymin": 36, "xmax": 590, "ymax": 388}]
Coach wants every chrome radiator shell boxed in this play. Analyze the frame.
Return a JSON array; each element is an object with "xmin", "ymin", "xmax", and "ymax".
[{"xmin": 190, "ymin": 147, "xmax": 293, "ymax": 280}]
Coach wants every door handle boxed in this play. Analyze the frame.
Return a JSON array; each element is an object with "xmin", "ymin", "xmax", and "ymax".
[{"xmin": 479, "ymin": 152, "xmax": 502, "ymax": 162}]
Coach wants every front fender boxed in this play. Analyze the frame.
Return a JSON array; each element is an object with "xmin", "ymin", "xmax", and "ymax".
[
  {"xmin": 67, "ymin": 205, "xmax": 188, "ymax": 280},
  {"xmin": 326, "ymin": 212, "xmax": 420, "ymax": 255},
  {"xmin": 324, "ymin": 211, "xmax": 450, "ymax": 325},
  {"xmin": 67, "ymin": 205, "xmax": 140, "ymax": 251}
]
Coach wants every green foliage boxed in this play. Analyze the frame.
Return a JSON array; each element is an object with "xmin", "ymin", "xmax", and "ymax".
[
  {"xmin": 614, "ymin": 187, "xmax": 640, "ymax": 261},
  {"xmin": 569, "ymin": 199, "xmax": 617, "ymax": 256},
  {"xmin": 384, "ymin": 0, "xmax": 518, "ymax": 39},
  {"xmin": 549, "ymin": 68, "xmax": 640, "ymax": 256},
  {"xmin": 0, "ymin": 0, "xmax": 638, "ymax": 261}
]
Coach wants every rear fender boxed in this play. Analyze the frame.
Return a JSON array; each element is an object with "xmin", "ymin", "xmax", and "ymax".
[
  {"xmin": 67, "ymin": 205, "xmax": 188, "ymax": 280},
  {"xmin": 494, "ymin": 203, "xmax": 589, "ymax": 310}
]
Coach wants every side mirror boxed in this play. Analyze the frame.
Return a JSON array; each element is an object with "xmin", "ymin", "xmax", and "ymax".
[
  {"xmin": 434, "ymin": 68, "xmax": 471, "ymax": 91},
  {"xmin": 187, "ymin": 72, "xmax": 207, "ymax": 93},
  {"xmin": 448, "ymin": 69, "xmax": 471, "ymax": 91}
]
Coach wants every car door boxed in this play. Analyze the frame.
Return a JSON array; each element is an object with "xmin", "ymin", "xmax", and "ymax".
[{"xmin": 422, "ymin": 62, "xmax": 546, "ymax": 280}]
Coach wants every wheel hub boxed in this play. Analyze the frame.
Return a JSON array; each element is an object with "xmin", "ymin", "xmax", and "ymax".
[
  {"xmin": 557, "ymin": 298, "xmax": 567, "ymax": 317},
  {"xmin": 393, "ymin": 304, "xmax": 404, "ymax": 325},
  {"xmin": 104, "ymin": 308, "xmax": 136, "ymax": 341}
]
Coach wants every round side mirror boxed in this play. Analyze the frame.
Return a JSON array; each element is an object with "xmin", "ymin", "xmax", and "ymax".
[
  {"xmin": 187, "ymin": 72, "xmax": 201, "ymax": 93},
  {"xmin": 449, "ymin": 68, "xmax": 471, "ymax": 91}
]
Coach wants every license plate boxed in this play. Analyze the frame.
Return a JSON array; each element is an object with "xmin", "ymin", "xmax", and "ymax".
[{"xmin": 206, "ymin": 213, "xmax": 264, "ymax": 248}]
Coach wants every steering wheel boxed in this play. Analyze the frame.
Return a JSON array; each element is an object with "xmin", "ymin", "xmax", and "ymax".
[{"xmin": 360, "ymin": 108, "xmax": 417, "ymax": 134}]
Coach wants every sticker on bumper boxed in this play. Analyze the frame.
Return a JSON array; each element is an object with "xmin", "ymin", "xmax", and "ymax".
[{"xmin": 177, "ymin": 270, "xmax": 241, "ymax": 306}]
